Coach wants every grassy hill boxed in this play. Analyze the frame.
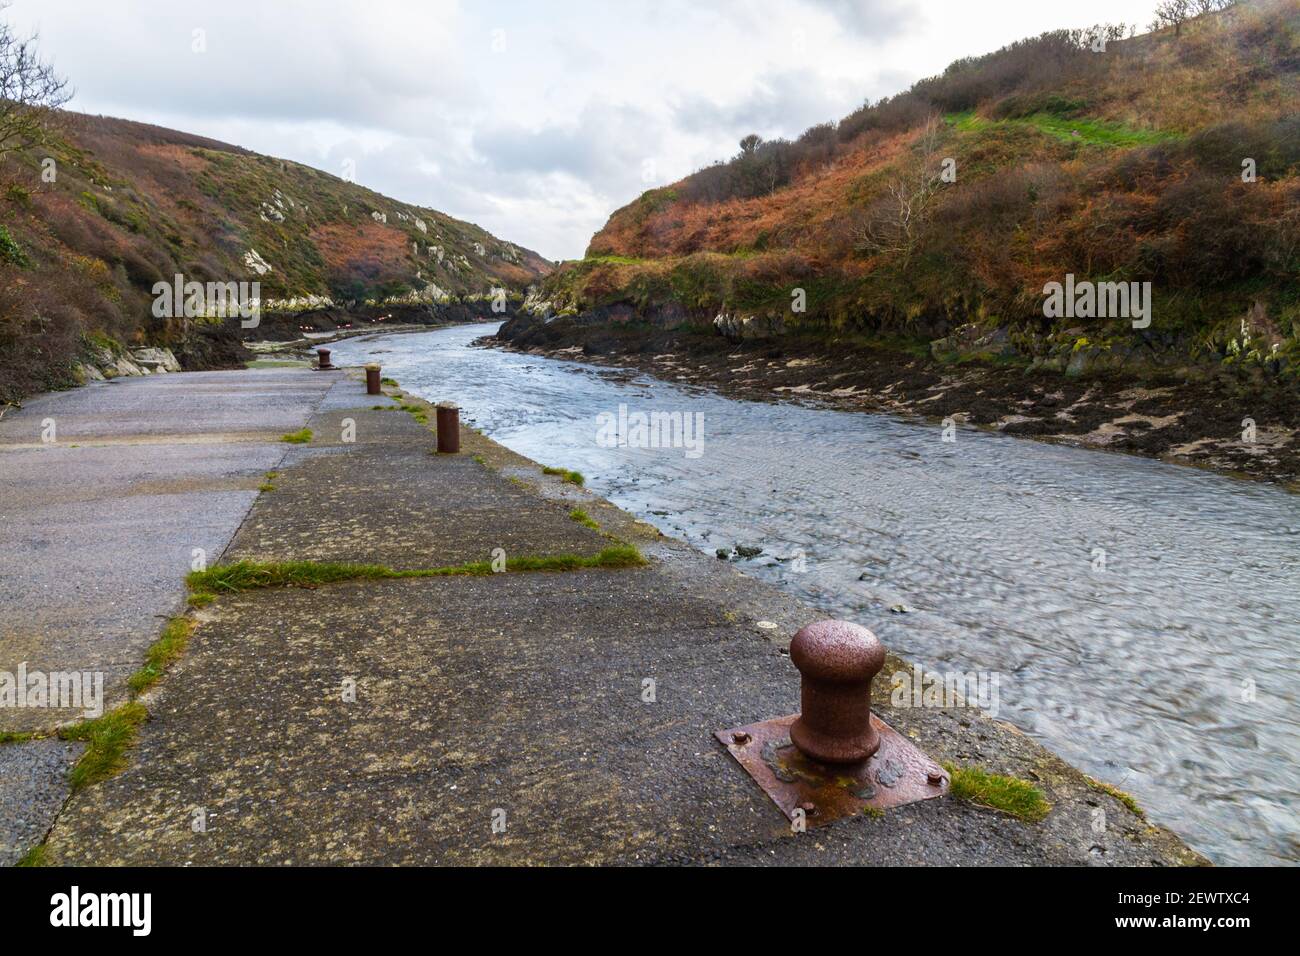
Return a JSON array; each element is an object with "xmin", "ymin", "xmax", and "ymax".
[
  {"xmin": 0, "ymin": 112, "xmax": 552, "ymax": 403},
  {"xmin": 536, "ymin": 0, "xmax": 1299, "ymax": 378}
]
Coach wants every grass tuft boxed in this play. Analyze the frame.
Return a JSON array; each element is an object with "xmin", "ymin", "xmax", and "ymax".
[
  {"xmin": 569, "ymin": 507, "xmax": 600, "ymax": 530},
  {"xmin": 280, "ymin": 428, "xmax": 313, "ymax": 444},
  {"xmin": 0, "ymin": 730, "xmax": 35, "ymax": 745},
  {"xmin": 127, "ymin": 618, "xmax": 195, "ymax": 696},
  {"xmin": 543, "ymin": 466, "xmax": 585, "ymax": 486},
  {"xmin": 944, "ymin": 763, "xmax": 1051, "ymax": 822},
  {"xmin": 186, "ymin": 546, "xmax": 647, "ymax": 595},
  {"xmin": 60, "ymin": 702, "xmax": 149, "ymax": 792}
]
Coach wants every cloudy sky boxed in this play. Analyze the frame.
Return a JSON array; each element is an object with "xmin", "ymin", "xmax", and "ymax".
[{"xmin": 8, "ymin": 0, "xmax": 1156, "ymax": 261}]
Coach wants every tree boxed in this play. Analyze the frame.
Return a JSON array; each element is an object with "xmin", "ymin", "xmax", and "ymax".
[
  {"xmin": 1151, "ymin": 0, "xmax": 1191, "ymax": 36},
  {"xmin": 0, "ymin": 4, "xmax": 72, "ymax": 158},
  {"xmin": 1151, "ymin": 0, "xmax": 1235, "ymax": 37},
  {"xmin": 738, "ymin": 134, "xmax": 762, "ymax": 156},
  {"xmin": 854, "ymin": 116, "xmax": 946, "ymax": 265}
]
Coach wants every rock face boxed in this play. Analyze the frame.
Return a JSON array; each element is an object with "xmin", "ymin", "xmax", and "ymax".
[
  {"xmin": 130, "ymin": 348, "xmax": 183, "ymax": 373},
  {"xmin": 498, "ymin": 301, "xmax": 691, "ymax": 352},
  {"xmin": 72, "ymin": 329, "xmax": 250, "ymax": 384},
  {"xmin": 930, "ymin": 325, "xmax": 1019, "ymax": 364},
  {"xmin": 81, "ymin": 346, "xmax": 184, "ymax": 379},
  {"xmin": 714, "ymin": 312, "xmax": 785, "ymax": 342}
]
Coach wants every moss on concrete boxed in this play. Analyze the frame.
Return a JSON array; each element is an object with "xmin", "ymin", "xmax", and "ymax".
[
  {"xmin": 1086, "ymin": 775, "xmax": 1147, "ymax": 820},
  {"xmin": 16, "ymin": 842, "xmax": 47, "ymax": 867}
]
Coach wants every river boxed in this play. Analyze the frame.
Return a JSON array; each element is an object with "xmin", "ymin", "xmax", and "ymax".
[{"xmin": 330, "ymin": 322, "xmax": 1299, "ymax": 866}]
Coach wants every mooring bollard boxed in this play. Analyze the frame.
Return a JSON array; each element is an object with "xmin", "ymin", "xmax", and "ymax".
[
  {"xmin": 789, "ymin": 620, "xmax": 886, "ymax": 764},
  {"xmin": 365, "ymin": 364, "xmax": 382, "ymax": 395},
  {"xmin": 717, "ymin": 618, "xmax": 946, "ymax": 825},
  {"xmin": 317, "ymin": 348, "xmax": 336, "ymax": 371},
  {"xmin": 436, "ymin": 402, "xmax": 460, "ymax": 454}
]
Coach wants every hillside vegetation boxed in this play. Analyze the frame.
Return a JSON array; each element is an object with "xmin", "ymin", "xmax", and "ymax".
[
  {"xmin": 537, "ymin": 0, "xmax": 1299, "ymax": 378},
  {"xmin": 0, "ymin": 112, "xmax": 551, "ymax": 403}
]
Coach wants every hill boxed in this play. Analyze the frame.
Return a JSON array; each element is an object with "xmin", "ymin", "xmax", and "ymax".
[
  {"xmin": 0, "ymin": 111, "xmax": 552, "ymax": 402},
  {"xmin": 504, "ymin": 0, "xmax": 1300, "ymax": 482},
  {"xmin": 530, "ymin": 0, "xmax": 1297, "ymax": 377}
]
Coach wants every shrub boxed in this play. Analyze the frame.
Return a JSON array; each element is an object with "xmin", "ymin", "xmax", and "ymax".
[{"xmin": 0, "ymin": 224, "xmax": 27, "ymax": 265}]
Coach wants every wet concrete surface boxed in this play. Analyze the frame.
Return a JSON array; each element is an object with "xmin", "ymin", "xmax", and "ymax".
[
  {"xmin": 0, "ymin": 369, "xmax": 335, "ymax": 731},
  {"xmin": 39, "ymin": 373, "xmax": 1203, "ymax": 866},
  {"xmin": 229, "ymin": 408, "xmax": 608, "ymax": 570},
  {"xmin": 0, "ymin": 740, "xmax": 83, "ymax": 867}
]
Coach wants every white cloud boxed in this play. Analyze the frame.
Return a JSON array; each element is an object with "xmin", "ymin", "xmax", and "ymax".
[{"xmin": 6, "ymin": 0, "xmax": 1159, "ymax": 261}]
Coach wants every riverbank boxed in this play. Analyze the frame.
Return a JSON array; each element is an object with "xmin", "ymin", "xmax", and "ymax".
[
  {"xmin": 494, "ymin": 316, "xmax": 1300, "ymax": 488},
  {"xmin": 2, "ymin": 364, "xmax": 1204, "ymax": 865}
]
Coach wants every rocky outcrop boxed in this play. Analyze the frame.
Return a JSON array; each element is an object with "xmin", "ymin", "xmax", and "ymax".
[
  {"xmin": 713, "ymin": 312, "xmax": 785, "ymax": 342},
  {"xmin": 73, "ymin": 345, "xmax": 184, "ymax": 383},
  {"xmin": 930, "ymin": 325, "xmax": 1019, "ymax": 364},
  {"xmin": 130, "ymin": 348, "xmax": 183, "ymax": 373}
]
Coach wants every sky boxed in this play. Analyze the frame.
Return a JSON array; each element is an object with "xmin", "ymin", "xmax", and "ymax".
[{"xmin": 7, "ymin": 0, "xmax": 1159, "ymax": 261}]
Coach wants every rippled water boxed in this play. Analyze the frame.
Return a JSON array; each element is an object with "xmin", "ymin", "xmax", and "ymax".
[{"xmin": 331, "ymin": 323, "xmax": 1300, "ymax": 866}]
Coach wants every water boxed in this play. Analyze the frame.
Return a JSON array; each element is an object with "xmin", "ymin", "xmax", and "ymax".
[{"xmin": 331, "ymin": 323, "xmax": 1300, "ymax": 866}]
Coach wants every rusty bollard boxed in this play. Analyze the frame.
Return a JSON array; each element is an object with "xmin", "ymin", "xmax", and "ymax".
[
  {"xmin": 789, "ymin": 620, "xmax": 886, "ymax": 765},
  {"xmin": 436, "ymin": 402, "xmax": 461, "ymax": 454},
  {"xmin": 365, "ymin": 364, "xmax": 382, "ymax": 395},
  {"xmin": 317, "ymin": 348, "xmax": 336, "ymax": 371}
]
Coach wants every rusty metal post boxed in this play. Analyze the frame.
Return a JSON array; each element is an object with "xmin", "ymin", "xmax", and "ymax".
[
  {"xmin": 789, "ymin": 620, "xmax": 885, "ymax": 764},
  {"xmin": 365, "ymin": 364, "xmax": 382, "ymax": 395},
  {"xmin": 317, "ymin": 348, "xmax": 335, "ymax": 371},
  {"xmin": 436, "ymin": 402, "xmax": 461, "ymax": 454}
]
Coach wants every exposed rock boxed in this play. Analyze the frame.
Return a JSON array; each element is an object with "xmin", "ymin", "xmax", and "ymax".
[
  {"xmin": 714, "ymin": 312, "xmax": 784, "ymax": 342},
  {"xmin": 242, "ymin": 249, "xmax": 273, "ymax": 275},
  {"xmin": 90, "ymin": 346, "xmax": 148, "ymax": 378},
  {"xmin": 130, "ymin": 348, "xmax": 182, "ymax": 373},
  {"xmin": 71, "ymin": 363, "xmax": 105, "ymax": 384},
  {"xmin": 931, "ymin": 324, "xmax": 1019, "ymax": 364}
]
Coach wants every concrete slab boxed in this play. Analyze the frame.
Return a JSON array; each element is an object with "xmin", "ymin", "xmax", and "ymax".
[
  {"xmin": 0, "ymin": 740, "xmax": 83, "ymax": 866},
  {"xmin": 226, "ymin": 412, "xmax": 610, "ymax": 570},
  {"xmin": 226, "ymin": 444, "xmax": 611, "ymax": 572},
  {"xmin": 0, "ymin": 369, "xmax": 337, "ymax": 731},
  {"xmin": 0, "ymin": 370, "xmax": 335, "ymax": 446},
  {"xmin": 46, "ymin": 571, "xmax": 1199, "ymax": 866}
]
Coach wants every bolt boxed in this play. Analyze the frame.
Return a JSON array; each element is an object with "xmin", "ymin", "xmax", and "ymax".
[
  {"xmin": 789, "ymin": 620, "xmax": 885, "ymax": 765},
  {"xmin": 365, "ymin": 364, "xmax": 382, "ymax": 395},
  {"xmin": 927, "ymin": 770, "xmax": 946, "ymax": 787},
  {"xmin": 436, "ymin": 402, "xmax": 461, "ymax": 454},
  {"xmin": 799, "ymin": 801, "xmax": 817, "ymax": 816},
  {"xmin": 732, "ymin": 732, "xmax": 752, "ymax": 746}
]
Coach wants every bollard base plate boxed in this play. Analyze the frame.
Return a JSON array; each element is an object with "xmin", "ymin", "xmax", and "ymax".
[{"xmin": 716, "ymin": 713, "xmax": 948, "ymax": 827}]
